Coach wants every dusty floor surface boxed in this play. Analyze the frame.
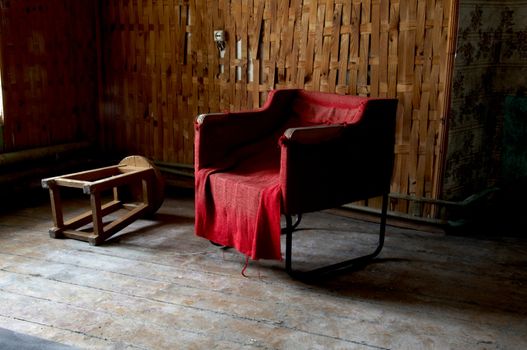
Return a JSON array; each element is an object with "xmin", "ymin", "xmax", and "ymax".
[{"xmin": 0, "ymin": 192, "xmax": 526, "ymax": 349}]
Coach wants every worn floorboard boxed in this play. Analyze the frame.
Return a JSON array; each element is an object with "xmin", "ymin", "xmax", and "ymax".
[{"xmin": 0, "ymin": 192, "xmax": 526, "ymax": 349}]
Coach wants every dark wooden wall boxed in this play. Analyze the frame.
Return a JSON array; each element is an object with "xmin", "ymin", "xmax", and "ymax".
[{"xmin": 0, "ymin": 0, "xmax": 99, "ymax": 152}]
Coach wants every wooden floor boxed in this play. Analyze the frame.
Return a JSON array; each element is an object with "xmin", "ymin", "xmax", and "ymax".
[{"xmin": 0, "ymin": 191, "xmax": 526, "ymax": 349}]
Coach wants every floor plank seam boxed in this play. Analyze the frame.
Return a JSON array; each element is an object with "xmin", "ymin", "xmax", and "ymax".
[
  {"xmin": 5, "ymin": 251, "xmax": 522, "ymax": 321},
  {"xmin": 0, "ymin": 271, "xmax": 391, "ymax": 349},
  {"xmin": 0, "ymin": 289, "xmax": 257, "ymax": 349},
  {"xmin": 3, "ymin": 249, "xmax": 525, "ymax": 318},
  {"xmin": 0, "ymin": 314, "xmax": 148, "ymax": 350}
]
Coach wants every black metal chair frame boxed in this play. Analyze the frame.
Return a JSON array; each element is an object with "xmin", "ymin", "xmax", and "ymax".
[{"xmin": 284, "ymin": 193, "xmax": 389, "ymax": 279}]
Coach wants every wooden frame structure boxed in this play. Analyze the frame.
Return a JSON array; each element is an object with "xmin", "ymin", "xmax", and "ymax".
[{"xmin": 41, "ymin": 156, "xmax": 164, "ymax": 245}]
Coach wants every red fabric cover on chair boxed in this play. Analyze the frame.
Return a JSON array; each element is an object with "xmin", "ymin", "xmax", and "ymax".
[
  {"xmin": 194, "ymin": 89, "xmax": 397, "ymax": 260},
  {"xmin": 291, "ymin": 90, "xmax": 366, "ymax": 125},
  {"xmin": 195, "ymin": 135, "xmax": 283, "ymax": 260}
]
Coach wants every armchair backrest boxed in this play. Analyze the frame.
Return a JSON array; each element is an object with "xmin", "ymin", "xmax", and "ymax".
[{"xmin": 290, "ymin": 90, "xmax": 368, "ymax": 126}]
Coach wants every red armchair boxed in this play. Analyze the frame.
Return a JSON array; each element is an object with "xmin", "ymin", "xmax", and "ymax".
[{"xmin": 194, "ymin": 89, "xmax": 398, "ymax": 277}]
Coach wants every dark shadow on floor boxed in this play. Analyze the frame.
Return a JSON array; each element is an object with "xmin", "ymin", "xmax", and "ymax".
[{"xmin": 0, "ymin": 327, "xmax": 79, "ymax": 350}]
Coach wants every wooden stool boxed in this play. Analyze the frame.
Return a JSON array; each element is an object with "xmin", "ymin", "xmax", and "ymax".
[{"xmin": 41, "ymin": 155, "xmax": 165, "ymax": 245}]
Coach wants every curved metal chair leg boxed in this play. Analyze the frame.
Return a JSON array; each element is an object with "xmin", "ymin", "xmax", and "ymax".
[
  {"xmin": 285, "ymin": 193, "xmax": 388, "ymax": 278},
  {"xmin": 281, "ymin": 214, "xmax": 302, "ymax": 234},
  {"xmin": 291, "ymin": 214, "xmax": 302, "ymax": 230},
  {"xmin": 210, "ymin": 240, "xmax": 232, "ymax": 250}
]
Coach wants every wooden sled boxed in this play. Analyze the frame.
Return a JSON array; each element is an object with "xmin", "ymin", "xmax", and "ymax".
[{"xmin": 41, "ymin": 155, "xmax": 165, "ymax": 245}]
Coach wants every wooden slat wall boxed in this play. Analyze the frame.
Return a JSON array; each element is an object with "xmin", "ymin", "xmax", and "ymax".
[
  {"xmin": 99, "ymin": 0, "xmax": 458, "ymax": 217},
  {"xmin": 0, "ymin": 1, "xmax": 99, "ymax": 152}
]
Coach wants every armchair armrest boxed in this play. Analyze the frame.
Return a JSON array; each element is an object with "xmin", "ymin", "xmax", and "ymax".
[
  {"xmin": 280, "ymin": 98, "xmax": 398, "ymax": 214},
  {"xmin": 195, "ymin": 89, "xmax": 300, "ymax": 170},
  {"xmin": 283, "ymin": 125, "xmax": 346, "ymax": 145}
]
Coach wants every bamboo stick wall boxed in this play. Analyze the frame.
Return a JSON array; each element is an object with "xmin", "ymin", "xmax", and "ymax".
[
  {"xmin": 101, "ymin": 0, "xmax": 457, "ymax": 217},
  {"xmin": 0, "ymin": 1, "xmax": 99, "ymax": 152}
]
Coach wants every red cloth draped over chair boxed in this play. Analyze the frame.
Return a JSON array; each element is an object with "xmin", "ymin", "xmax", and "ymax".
[{"xmin": 194, "ymin": 89, "xmax": 398, "ymax": 265}]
